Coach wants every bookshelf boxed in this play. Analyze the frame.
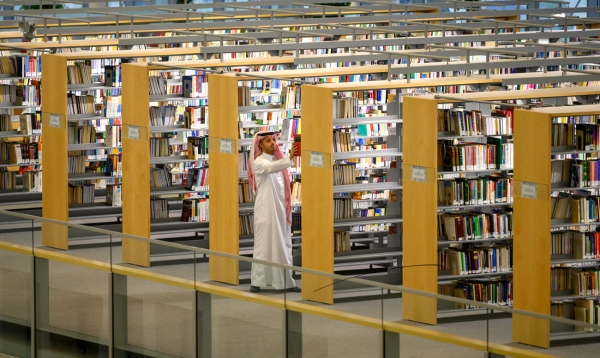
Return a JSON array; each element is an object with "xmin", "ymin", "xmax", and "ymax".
[
  {"xmin": 512, "ymin": 104, "xmax": 600, "ymax": 348},
  {"xmin": 40, "ymin": 48, "xmax": 202, "ymax": 251},
  {"xmin": 401, "ymin": 88, "xmax": 600, "ymax": 326}
]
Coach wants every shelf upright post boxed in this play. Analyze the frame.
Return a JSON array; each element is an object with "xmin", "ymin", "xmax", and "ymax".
[
  {"xmin": 401, "ymin": 96, "xmax": 439, "ymax": 325},
  {"xmin": 121, "ymin": 63, "xmax": 151, "ymax": 266},
  {"xmin": 300, "ymin": 85, "xmax": 335, "ymax": 304},
  {"xmin": 41, "ymin": 54, "xmax": 69, "ymax": 250},
  {"xmin": 512, "ymin": 108, "xmax": 552, "ymax": 348},
  {"xmin": 208, "ymin": 73, "xmax": 240, "ymax": 285}
]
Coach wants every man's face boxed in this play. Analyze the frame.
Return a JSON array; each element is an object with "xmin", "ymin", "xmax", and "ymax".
[{"xmin": 259, "ymin": 136, "xmax": 276, "ymax": 155}]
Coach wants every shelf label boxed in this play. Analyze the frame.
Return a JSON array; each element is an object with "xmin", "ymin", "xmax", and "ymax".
[
  {"xmin": 49, "ymin": 113, "xmax": 61, "ymax": 128},
  {"xmin": 521, "ymin": 181, "xmax": 537, "ymax": 200},
  {"xmin": 220, "ymin": 138, "xmax": 233, "ymax": 154},
  {"xmin": 309, "ymin": 151, "xmax": 324, "ymax": 168},
  {"xmin": 127, "ymin": 125, "xmax": 140, "ymax": 140},
  {"xmin": 388, "ymin": 127, "xmax": 397, "ymax": 136},
  {"xmin": 411, "ymin": 165, "xmax": 427, "ymax": 183}
]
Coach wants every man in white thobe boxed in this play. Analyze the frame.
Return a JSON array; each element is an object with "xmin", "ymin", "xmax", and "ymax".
[{"xmin": 247, "ymin": 131, "xmax": 300, "ymax": 293}]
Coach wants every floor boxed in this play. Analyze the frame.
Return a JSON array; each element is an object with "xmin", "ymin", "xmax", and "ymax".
[{"xmin": 0, "ymin": 210, "xmax": 598, "ymax": 357}]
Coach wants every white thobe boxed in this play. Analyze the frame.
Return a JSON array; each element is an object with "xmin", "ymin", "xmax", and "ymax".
[{"xmin": 250, "ymin": 153, "xmax": 296, "ymax": 290}]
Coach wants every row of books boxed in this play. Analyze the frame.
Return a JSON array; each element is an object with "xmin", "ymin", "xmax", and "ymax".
[
  {"xmin": 0, "ymin": 56, "xmax": 38, "ymax": 77},
  {"xmin": 67, "ymin": 62, "xmax": 93, "ymax": 85},
  {"xmin": 182, "ymin": 75, "xmax": 208, "ymax": 98},
  {"xmin": 106, "ymin": 184, "xmax": 122, "ymax": 207},
  {"xmin": 0, "ymin": 114, "xmax": 14, "ymax": 132},
  {"xmin": 551, "ymin": 299, "xmax": 599, "ymax": 331},
  {"xmin": 551, "ymin": 123, "xmax": 600, "ymax": 150},
  {"xmin": 439, "ymin": 278, "xmax": 513, "ymax": 308},
  {"xmin": 0, "ymin": 170, "xmax": 15, "ymax": 190},
  {"xmin": 438, "ymin": 211, "xmax": 514, "ymax": 241},
  {"xmin": 149, "ymin": 76, "xmax": 167, "ymax": 96},
  {"xmin": 67, "ymin": 94, "xmax": 95, "ymax": 115},
  {"xmin": 439, "ymin": 140, "xmax": 514, "ymax": 172},
  {"xmin": 551, "ymin": 192, "xmax": 600, "ymax": 223},
  {"xmin": 68, "ymin": 183, "xmax": 95, "ymax": 204},
  {"xmin": 22, "ymin": 170, "xmax": 42, "ymax": 193},
  {"xmin": 15, "ymin": 84, "xmax": 39, "ymax": 106},
  {"xmin": 103, "ymin": 96, "xmax": 122, "ymax": 118},
  {"xmin": 187, "ymin": 136, "xmax": 209, "ymax": 160},
  {"xmin": 19, "ymin": 113, "xmax": 42, "ymax": 135},
  {"xmin": 352, "ymin": 201, "xmax": 387, "ymax": 218},
  {"xmin": 68, "ymin": 155, "xmax": 87, "ymax": 174},
  {"xmin": 350, "ymin": 223, "xmax": 389, "ymax": 232},
  {"xmin": 184, "ymin": 167, "xmax": 209, "ymax": 192},
  {"xmin": 68, "ymin": 124, "xmax": 96, "ymax": 145},
  {"xmin": 439, "ymin": 244, "xmax": 513, "ymax": 275},
  {"xmin": 437, "ymin": 108, "xmax": 514, "ymax": 136},
  {"xmin": 149, "ymin": 105, "xmax": 177, "ymax": 127},
  {"xmin": 181, "ymin": 198, "xmax": 209, "ymax": 222},
  {"xmin": 438, "ymin": 177, "xmax": 513, "ymax": 206},
  {"xmin": 334, "ymin": 230, "xmax": 351, "ymax": 252},
  {"xmin": 105, "ymin": 153, "xmax": 122, "ymax": 177},
  {"xmin": 238, "ymin": 178, "xmax": 255, "ymax": 204},
  {"xmin": 150, "ymin": 136, "xmax": 176, "ymax": 157},
  {"xmin": 239, "ymin": 213, "xmax": 254, "ymax": 235},
  {"xmin": 333, "ymin": 164, "xmax": 359, "ymax": 186},
  {"xmin": 150, "ymin": 167, "xmax": 172, "ymax": 188},
  {"xmin": 2, "ymin": 142, "xmax": 41, "ymax": 165},
  {"xmin": 150, "ymin": 198, "xmax": 169, "ymax": 220},
  {"xmin": 183, "ymin": 106, "xmax": 208, "ymax": 129},
  {"xmin": 555, "ymin": 160, "xmax": 600, "ymax": 188},
  {"xmin": 0, "ymin": 84, "xmax": 35, "ymax": 106}
]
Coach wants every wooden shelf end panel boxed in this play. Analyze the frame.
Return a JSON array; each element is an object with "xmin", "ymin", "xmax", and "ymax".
[
  {"xmin": 301, "ymin": 85, "xmax": 334, "ymax": 304},
  {"xmin": 208, "ymin": 73, "xmax": 240, "ymax": 285},
  {"xmin": 121, "ymin": 63, "xmax": 151, "ymax": 267},
  {"xmin": 402, "ymin": 266, "xmax": 438, "ymax": 325},
  {"xmin": 41, "ymin": 54, "xmax": 68, "ymax": 250},
  {"xmin": 512, "ymin": 109, "xmax": 552, "ymax": 348},
  {"xmin": 402, "ymin": 96, "xmax": 439, "ymax": 323}
]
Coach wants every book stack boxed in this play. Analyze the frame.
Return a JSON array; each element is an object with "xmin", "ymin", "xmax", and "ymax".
[
  {"xmin": 180, "ymin": 198, "xmax": 209, "ymax": 222},
  {"xmin": 150, "ymin": 198, "xmax": 169, "ymax": 220},
  {"xmin": 238, "ymin": 213, "xmax": 253, "ymax": 234},
  {"xmin": 22, "ymin": 170, "xmax": 41, "ymax": 192},
  {"xmin": 0, "ymin": 170, "xmax": 16, "ymax": 190},
  {"xmin": 106, "ymin": 184, "xmax": 122, "ymax": 207}
]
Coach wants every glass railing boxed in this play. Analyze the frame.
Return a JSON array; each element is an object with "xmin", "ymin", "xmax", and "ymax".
[{"xmin": 0, "ymin": 208, "xmax": 595, "ymax": 358}]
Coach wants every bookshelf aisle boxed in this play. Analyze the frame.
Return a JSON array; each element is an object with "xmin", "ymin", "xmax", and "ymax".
[
  {"xmin": 402, "ymin": 87, "xmax": 600, "ymax": 326},
  {"xmin": 40, "ymin": 47, "xmax": 201, "ymax": 251},
  {"xmin": 513, "ymin": 104, "xmax": 600, "ymax": 348},
  {"xmin": 121, "ymin": 62, "xmax": 211, "ymax": 267},
  {"xmin": 301, "ymin": 81, "xmax": 404, "ymax": 304}
]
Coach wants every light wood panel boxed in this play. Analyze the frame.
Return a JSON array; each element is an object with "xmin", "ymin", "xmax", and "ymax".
[
  {"xmin": 151, "ymin": 57, "xmax": 296, "ymax": 69},
  {"xmin": 0, "ymin": 39, "xmax": 119, "ymax": 50},
  {"xmin": 41, "ymin": 54, "xmax": 69, "ymax": 250},
  {"xmin": 56, "ymin": 47, "xmax": 201, "ymax": 60},
  {"xmin": 301, "ymin": 85, "xmax": 334, "ymax": 304},
  {"xmin": 512, "ymin": 109, "xmax": 552, "ymax": 348},
  {"xmin": 121, "ymin": 63, "xmax": 151, "ymax": 267},
  {"xmin": 208, "ymin": 73, "xmax": 239, "ymax": 285},
  {"xmin": 402, "ymin": 96, "xmax": 439, "ymax": 325}
]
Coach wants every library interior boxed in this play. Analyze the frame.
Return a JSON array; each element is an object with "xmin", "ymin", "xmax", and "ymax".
[{"xmin": 2, "ymin": 0, "xmax": 600, "ymax": 357}]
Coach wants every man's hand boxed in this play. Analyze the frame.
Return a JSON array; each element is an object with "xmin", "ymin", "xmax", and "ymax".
[{"xmin": 289, "ymin": 144, "xmax": 299, "ymax": 160}]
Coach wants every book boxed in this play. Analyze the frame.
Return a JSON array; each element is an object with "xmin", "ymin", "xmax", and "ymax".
[{"xmin": 294, "ymin": 134, "xmax": 301, "ymax": 156}]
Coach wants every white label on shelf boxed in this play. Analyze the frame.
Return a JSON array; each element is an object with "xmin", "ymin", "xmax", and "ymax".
[
  {"xmin": 127, "ymin": 125, "xmax": 140, "ymax": 140},
  {"xmin": 411, "ymin": 165, "xmax": 427, "ymax": 183},
  {"xmin": 388, "ymin": 127, "xmax": 397, "ymax": 136},
  {"xmin": 49, "ymin": 113, "xmax": 61, "ymax": 128},
  {"xmin": 521, "ymin": 181, "xmax": 537, "ymax": 200},
  {"xmin": 220, "ymin": 138, "xmax": 233, "ymax": 154},
  {"xmin": 309, "ymin": 151, "xmax": 324, "ymax": 168}
]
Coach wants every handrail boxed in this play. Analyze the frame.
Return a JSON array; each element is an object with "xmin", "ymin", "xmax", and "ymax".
[
  {"xmin": 0, "ymin": 209, "xmax": 598, "ymax": 332},
  {"xmin": 0, "ymin": 240, "xmax": 558, "ymax": 358}
]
